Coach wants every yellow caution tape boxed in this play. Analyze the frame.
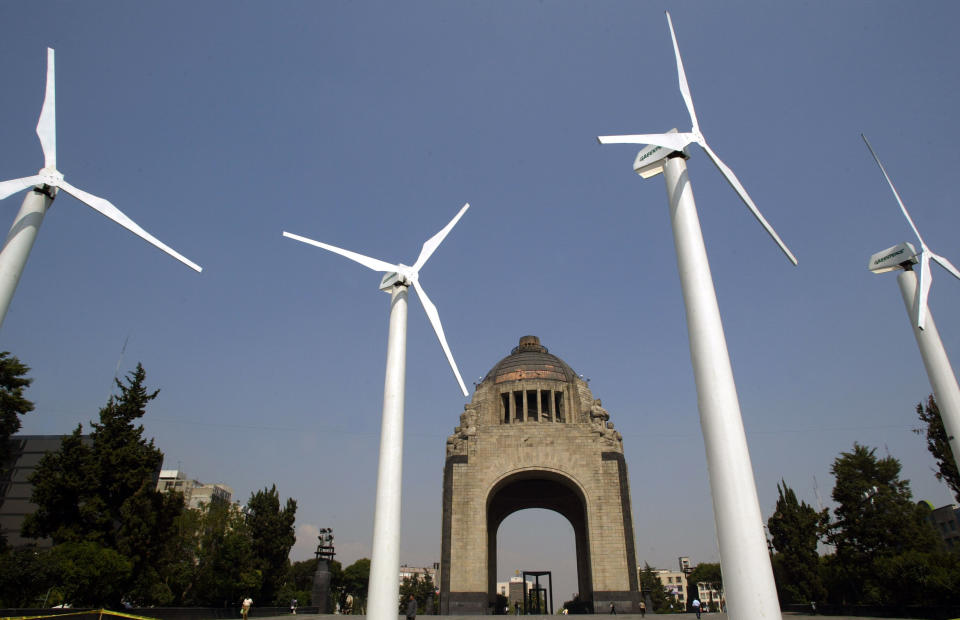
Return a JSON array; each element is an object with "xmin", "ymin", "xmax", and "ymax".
[{"xmin": 2, "ymin": 610, "xmax": 158, "ymax": 620}]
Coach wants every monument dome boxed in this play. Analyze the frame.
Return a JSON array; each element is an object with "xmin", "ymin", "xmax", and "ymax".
[{"xmin": 483, "ymin": 335, "xmax": 578, "ymax": 384}]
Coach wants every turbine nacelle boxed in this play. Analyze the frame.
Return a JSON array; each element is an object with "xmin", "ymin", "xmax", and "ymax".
[
  {"xmin": 868, "ymin": 242, "xmax": 918, "ymax": 275},
  {"xmin": 378, "ymin": 267, "xmax": 418, "ymax": 291},
  {"xmin": 863, "ymin": 135, "xmax": 960, "ymax": 329},
  {"xmin": 630, "ymin": 129, "xmax": 684, "ymax": 178}
]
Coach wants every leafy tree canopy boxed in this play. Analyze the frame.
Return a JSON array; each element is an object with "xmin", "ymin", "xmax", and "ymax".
[
  {"xmin": 914, "ymin": 395, "xmax": 960, "ymax": 503},
  {"xmin": 21, "ymin": 364, "xmax": 183, "ymax": 605},
  {"xmin": 398, "ymin": 572, "xmax": 436, "ymax": 614},
  {"xmin": 767, "ymin": 480, "xmax": 827, "ymax": 604},
  {"xmin": 638, "ymin": 562, "xmax": 672, "ymax": 613},
  {"xmin": 342, "ymin": 558, "xmax": 370, "ymax": 613},
  {"xmin": 825, "ymin": 443, "xmax": 943, "ymax": 605},
  {"xmin": 187, "ymin": 500, "xmax": 261, "ymax": 606},
  {"xmin": 46, "ymin": 541, "xmax": 133, "ymax": 607},
  {"xmin": 0, "ymin": 352, "xmax": 34, "ymax": 507},
  {"xmin": 0, "ymin": 351, "xmax": 33, "ymax": 439},
  {"xmin": 246, "ymin": 484, "xmax": 298, "ymax": 605}
]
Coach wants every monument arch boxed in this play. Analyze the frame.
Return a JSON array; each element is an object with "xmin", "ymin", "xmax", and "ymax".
[{"xmin": 441, "ymin": 336, "xmax": 640, "ymax": 614}]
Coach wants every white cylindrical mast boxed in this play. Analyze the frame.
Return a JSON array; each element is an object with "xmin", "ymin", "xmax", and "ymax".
[
  {"xmin": 366, "ymin": 283, "xmax": 409, "ymax": 620},
  {"xmin": 897, "ymin": 268, "xmax": 960, "ymax": 475},
  {"xmin": 663, "ymin": 155, "xmax": 781, "ymax": 619},
  {"xmin": 0, "ymin": 187, "xmax": 54, "ymax": 328}
]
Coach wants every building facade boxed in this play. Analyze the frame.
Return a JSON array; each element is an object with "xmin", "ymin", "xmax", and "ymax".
[
  {"xmin": 921, "ymin": 501, "xmax": 960, "ymax": 551},
  {"xmin": 0, "ymin": 434, "xmax": 90, "ymax": 547},
  {"xmin": 400, "ymin": 564, "xmax": 439, "ymax": 588},
  {"xmin": 654, "ymin": 569, "xmax": 688, "ymax": 607},
  {"xmin": 156, "ymin": 469, "xmax": 233, "ymax": 509}
]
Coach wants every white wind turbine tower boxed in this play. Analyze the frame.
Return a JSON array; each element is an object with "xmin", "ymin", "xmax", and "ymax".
[
  {"xmin": 0, "ymin": 49, "xmax": 201, "ymax": 329},
  {"xmin": 283, "ymin": 203, "xmax": 469, "ymax": 620},
  {"xmin": 863, "ymin": 134, "xmax": 960, "ymax": 479},
  {"xmin": 597, "ymin": 12, "xmax": 795, "ymax": 619}
]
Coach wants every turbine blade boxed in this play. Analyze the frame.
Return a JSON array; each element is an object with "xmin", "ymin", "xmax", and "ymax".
[
  {"xmin": 665, "ymin": 11, "xmax": 699, "ymax": 134},
  {"xmin": 0, "ymin": 175, "xmax": 45, "ymax": 201},
  {"xmin": 916, "ymin": 252, "xmax": 932, "ymax": 330},
  {"xmin": 861, "ymin": 134, "xmax": 926, "ymax": 248},
  {"xmin": 700, "ymin": 142, "xmax": 798, "ymax": 265},
  {"xmin": 412, "ymin": 203, "xmax": 470, "ymax": 272},
  {"xmin": 282, "ymin": 231, "xmax": 399, "ymax": 274},
  {"xmin": 931, "ymin": 252, "xmax": 960, "ymax": 282},
  {"xmin": 597, "ymin": 132, "xmax": 695, "ymax": 152},
  {"xmin": 36, "ymin": 48, "xmax": 56, "ymax": 171},
  {"xmin": 411, "ymin": 279, "xmax": 468, "ymax": 397},
  {"xmin": 57, "ymin": 180, "xmax": 202, "ymax": 272}
]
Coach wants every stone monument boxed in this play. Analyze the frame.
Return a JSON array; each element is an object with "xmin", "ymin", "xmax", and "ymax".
[
  {"xmin": 440, "ymin": 336, "xmax": 641, "ymax": 614},
  {"xmin": 311, "ymin": 527, "xmax": 336, "ymax": 613}
]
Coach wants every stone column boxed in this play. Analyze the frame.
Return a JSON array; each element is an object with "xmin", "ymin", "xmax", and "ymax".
[{"xmin": 312, "ymin": 559, "xmax": 332, "ymax": 613}]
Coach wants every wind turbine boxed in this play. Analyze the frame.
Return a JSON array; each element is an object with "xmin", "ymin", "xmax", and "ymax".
[
  {"xmin": 283, "ymin": 203, "xmax": 469, "ymax": 620},
  {"xmin": 864, "ymin": 135, "xmax": 960, "ymax": 481},
  {"xmin": 0, "ymin": 48, "xmax": 201, "ymax": 328},
  {"xmin": 597, "ymin": 12, "xmax": 794, "ymax": 619}
]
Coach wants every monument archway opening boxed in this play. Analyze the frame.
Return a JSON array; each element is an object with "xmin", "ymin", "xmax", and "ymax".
[{"xmin": 488, "ymin": 473, "xmax": 590, "ymax": 612}]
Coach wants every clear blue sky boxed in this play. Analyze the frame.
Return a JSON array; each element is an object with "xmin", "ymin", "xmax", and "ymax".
[{"xmin": 3, "ymin": 0, "xmax": 960, "ymax": 607}]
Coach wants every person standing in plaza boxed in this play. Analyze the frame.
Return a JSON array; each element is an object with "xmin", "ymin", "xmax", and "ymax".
[
  {"xmin": 405, "ymin": 594, "xmax": 417, "ymax": 620},
  {"xmin": 692, "ymin": 598, "xmax": 701, "ymax": 619},
  {"xmin": 241, "ymin": 597, "xmax": 252, "ymax": 620}
]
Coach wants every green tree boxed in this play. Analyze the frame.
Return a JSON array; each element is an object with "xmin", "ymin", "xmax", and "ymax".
[
  {"xmin": 0, "ymin": 351, "xmax": 34, "ymax": 549},
  {"xmin": 0, "ymin": 352, "xmax": 33, "ymax": 470},
  {"xmin": 766, "ymin": 481, "xmax": 827, "ymax": 605},
  {"xmin": 638, "ymin": 563, "xmax": 671, "ymax": 613},
  {"xmin": 685, "ymin": 563, "xmax": 722, "ymax": 610},
  {"xmin": 246, "ymin": 485, "xmax": 297, "ymax": 604},
  {"xmin": 398, "ymin": 573, "xmax": 436, "ymax": 614},
  {"xmin": 825, "ymin": 443, "xmax": 941, "ymax": 605},
  {"xmin": 342, "ymin": 558, "xmax": 370, "ymax": 613},
  {"xmin": 44, "ymin": 541, "xmax": 132, "ymax": 607},
  {"xmin": 327, "ymin": 559, "xmax": 344, "ymax": 611},
  {"xmin": 22, "ymin": 364, "xmax": 184, "ymax": 605},
  {"xmin": 913, "ymin": 395, "xmax": 960, "ymax": 503},
  {"xmin": 21, "ymin": 427, "xmax": 94, "ymax": 543},
  {"xmin": 0, "ymin": 545, "xmax": 49, "ymax": 607},
  {"xmin": 188, "ymin": 500, "xmax": 261, "ymax": 606},
  {"xmin": 157, "ymin": 501, "xmax": 204, "ymax": 604},
  {"xmin": 277, "ymin": 558, "xmax": 318, "ymax": 608}
]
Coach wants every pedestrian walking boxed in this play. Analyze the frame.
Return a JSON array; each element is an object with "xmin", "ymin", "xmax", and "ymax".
[
  {"xmin": 241, "ymin": 597, "xmax": 252, "ymax": 620},
  {"xmin": 406, "ymin": 594, "xmax": 418, "ymax": 620},
  {"xmin": 692, "ymin": 598, "xmax": 701, "ymax": 619},
  {"xmin": 608, "ymin": 602, "xmax": 616, "ymax": 614},
  {"xmin": 639, "ymin": 600, "xmax": 646, "ymax": 618}
]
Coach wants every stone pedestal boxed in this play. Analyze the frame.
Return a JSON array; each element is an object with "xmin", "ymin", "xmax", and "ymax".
[{"xmin": 312, "ymin": 559, "xmax": 332, "ymax": 613}]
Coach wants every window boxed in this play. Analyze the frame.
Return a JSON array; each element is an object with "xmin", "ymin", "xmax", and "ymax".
[
  {"xmin": 540, "ymin": 390, "xmax": 552, "ymax": 421},
  {"xmin": 513, "ymin": 392, "xmax": 523, "ymax": 421},
  {"xmin": 502, "ymin": 393, "xmax": 510, "ymax": 423},
  {"xmin": 555, "ymin": 391, "xmax": 564, "ymax": 422},
  {"xmin": 526, "ymin": 390, "xmax": 539, "ymax": 421}
]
